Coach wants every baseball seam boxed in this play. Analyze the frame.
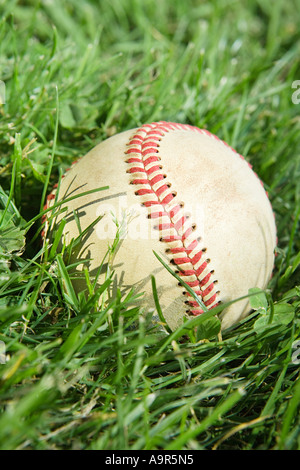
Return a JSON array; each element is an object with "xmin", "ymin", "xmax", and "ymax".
[{"xmin": 125, "ymin": 121, "xmax": 221, "ymax": 315}]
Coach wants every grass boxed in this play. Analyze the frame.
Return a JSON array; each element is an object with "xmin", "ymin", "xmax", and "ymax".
[{"xmin": 0, "ymin": 0, "xmax": 300, "ymax": 450}]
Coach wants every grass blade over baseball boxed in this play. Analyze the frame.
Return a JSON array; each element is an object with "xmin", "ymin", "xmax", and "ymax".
[
  {"xmin": 153, "ymin": 250, "xmax": 209, "ymax": 313},
  {"xmin": 27, "ymin": 185, "xmax": 110, "ymax": 232}
]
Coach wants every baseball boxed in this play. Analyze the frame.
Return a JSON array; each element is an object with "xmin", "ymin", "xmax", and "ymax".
[{"xmin": 45, "ymin": 121, "xmax": 277, "ymax": 331}]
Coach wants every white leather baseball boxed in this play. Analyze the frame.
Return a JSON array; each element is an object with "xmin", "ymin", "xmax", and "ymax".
[{"xmin": 45, "ymin": 121, "xmax": 277, "ymax": 331}]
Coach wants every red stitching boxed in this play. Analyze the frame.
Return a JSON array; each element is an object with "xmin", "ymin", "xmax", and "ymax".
[
  {"xmin": 143, "ymin": 200, "xmax": 160, "ymax": 207},
  {"xmin": 161, "ymin": 235, "xmax": 182, "ymax": 242},
  {"xmin": 160, "ymin": 193, "xmax": 175, "ymax": 205},
  {"xmin": 126, "ymin": 121, "xmax": 220, "ymax": 315}
]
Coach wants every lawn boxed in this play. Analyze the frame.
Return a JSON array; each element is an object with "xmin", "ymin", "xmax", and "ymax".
[{"xmin": 0, "ymin": 0, "xmax": 299, "ymax": 450}]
